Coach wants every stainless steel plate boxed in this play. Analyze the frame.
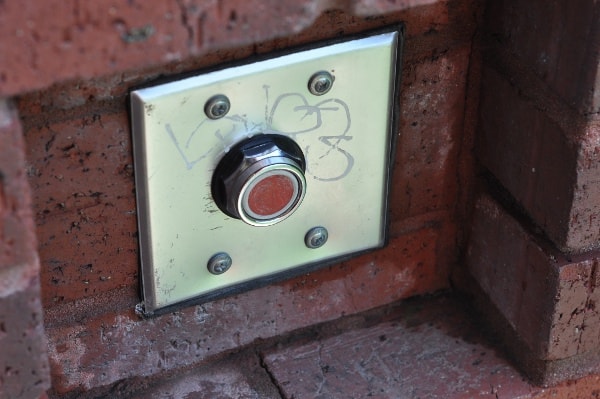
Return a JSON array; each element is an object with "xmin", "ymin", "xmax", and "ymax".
[{"xmin": 130, "ymin": 30, "xmax": 401, "ymax": 315}]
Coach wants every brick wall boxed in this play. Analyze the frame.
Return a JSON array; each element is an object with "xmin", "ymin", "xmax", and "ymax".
[
  {"xmin": 6, "ymin": 0, "xmax": 600, "ymax": 395},
  {"xmin": 0, "ymin": 100, "xmax": 50, "ymax": 398},
  {"xmin": 465, "ymin": 0, "xmax": 600, "ymax": 386},
  {"xmin": 7, "ymin": 0, "xmax": 600, "ymax": 395},
  {"xmin": 1, "ymin": 0, "xmax": 482, "ymax": 396}
]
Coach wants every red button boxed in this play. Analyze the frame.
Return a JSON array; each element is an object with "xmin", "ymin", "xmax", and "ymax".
[{"xmin": 247, "ymin": 174, "xmax": 296, "ymax": 217}]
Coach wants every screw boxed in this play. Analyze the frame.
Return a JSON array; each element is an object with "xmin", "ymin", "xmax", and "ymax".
[
  {"xmin": 308, "ymin": 71, "xmax": 334, "ymax": 96},
  {"xmin": 305, "ymin": 226, "xmax": 328, "ymax": 249},
  {"xmin": 207, "ymin": 252, "xmax": 232, "ymax": 274},
  {"xmin": 204, "ymin": 95, "xmax": 231, "ymax": 119}
]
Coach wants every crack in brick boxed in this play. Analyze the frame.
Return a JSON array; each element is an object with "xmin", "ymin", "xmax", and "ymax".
[
  {"xmin": 315, "ymin": 344, "xmax": 327, "ymax": 397},
  {"xmin": 175, "ymin": 0, "xmax": 196, "ymax": 50},
  {"xmin": 352, "ymin": 347, "xmax": 378, "ymax": 388},
  {"xmin": 577, "ymin": 259, "xmax": 600, "ymax": 354},
  {"xmin": 258, "ymin": 353, "xmax": 286, "ymax": 399},
  {"xmin": 590, "ymin": 260, "xmax": 599, "ymax": 293}
]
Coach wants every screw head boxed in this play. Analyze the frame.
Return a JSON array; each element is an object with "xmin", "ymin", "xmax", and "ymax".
[
  {"xmin": 207, "ymin": 252, "xmax": 232, "ymax": 274},
  {"xmin": 204, "ymin": 94, "xmax": 231, "ymax": 119},
  {"xmin": 308, "ymin": 71, "xmax": 334, "ymax": 96},
  {"xmin": 305, "ymin": 226, "xmax": 328, "ymax": 249}
]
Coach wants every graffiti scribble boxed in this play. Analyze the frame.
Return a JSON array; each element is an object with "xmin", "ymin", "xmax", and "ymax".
[{"xmin": 166, "ymin": 87, "xmax": 354, "ymax": 181}]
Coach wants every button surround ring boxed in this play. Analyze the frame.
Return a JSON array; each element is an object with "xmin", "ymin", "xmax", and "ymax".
[
  {"xmin": 211, "ymin": 134, "xmax": 307, "ymax": 227},
  {"xmin": 238, "ymin": 163, "xmax": 305, "ymax": 226}
]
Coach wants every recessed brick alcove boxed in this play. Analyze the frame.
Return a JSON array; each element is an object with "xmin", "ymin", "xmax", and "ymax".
[
  {"xmin": 463, "ymin": 0, "xmax": 600, "ymax": 387},
  {"xmin": 0, "ymin": 0, "xmax": 598, "ymax": 398}
]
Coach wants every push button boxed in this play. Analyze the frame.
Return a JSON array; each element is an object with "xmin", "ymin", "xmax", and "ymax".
[
  {"xmin": 211, "ymin": 134, "xmax": 306, "ymax": 226},
  {"xmin": 244, "ymin": 171, "xmax": 299, "ymax": 219}
]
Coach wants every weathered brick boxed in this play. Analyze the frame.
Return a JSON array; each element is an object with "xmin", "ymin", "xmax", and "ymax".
[
  {"xmin": 128, "ymin": 352, "xmax": 280, "ymax": 399},
  {"xmin": 45, "ymin": 228, "xmax": 447, "ymax": 393},
  {"xmin": 8, "ymin": 0, "xmax": 481, "ymax": 395},
  {"xmin": 0, "ymin": 279, "xmax": 51, "ymax": 399},
  {"xmin": 534, "ymin": 375, "xmax": 600, "ymax": 399},
  {"xmin": 13, "ymin": 0, "xmax": 472, "ymax": 123},
  {"xmin": 568, "ymin": 123, "xmax": 600, "ymax": 250},
  {"xmin": 485, "ymin": 0, "xmax": 600, "ymax": 115},
  {"xmin": 116, "ymin": 296, "xmax": 600, "ymax": 399},
  {"xmin": 477, "ymin": 66, "xmax": 599, "ymax": 252},
  {"xmin": 0, "ymin": 0, "xmax": 188, "ymax": 97},
  {"xmin": 467, "ymin": 194, "xmax": 600, "ymax": 361},
  {"xmin": 25, "ymin": 112, "xmax": 138, "ymax": 306},
  {"xmin": 549, "ymin": 261, "xmax": 592, "ymax": 358},
  {"xmin": 392, "ymin": 45, "xmax": 471, "ymax": 222},
  {"xmin": 0, "ymin": 99, "xmax": 50, "ymax": 399},
  {"xmin": 0, "ymin": 101, "xmax": 38, "ymax": 273},
  {"xmin": 1, "ymin": 0, "xmax": 454, "ymax": 97},
  {"xmin": 20, "ymin": 9, "xmax": 473, "ymax": 310},
  {"xmin": 24, "ymin": 111, "xmax": 457, "ymax": 311},
  {"xmin": 263, "ymin": 295, "xmax": 534, "ymax": 399},
  {"xmin": 579, "ymin": 262, "xmax": 600, "ymax": 353},
  {"xmin": 66, "ymin": 295, "xmax": 600, "ymax": 399}
]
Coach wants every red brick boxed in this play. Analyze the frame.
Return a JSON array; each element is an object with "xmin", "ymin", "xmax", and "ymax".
[
  {"xmin": 0, "ymin": 101, "xmax": 38, "ymax": 275},
  {"xmin": 25, "ymin": 108, "xmax": 457, "ymax": 313},
  {"xmin": 88, "ymin": 296, "xmax": 600, "ymax": 399},
  {"xmin": 45, "ymin": 228, "xmax": 447, "ymax": 393},
  {"xmin": 579, "ymin": 262, "xmax": 600, "ymax": 353},
  {"xmin": 477, "ymin": 67, "xmax": 599, "ymax": 252},
  {"xmin": 533, "ymin": 374, "xmax": 600, "ymax": 399},
  {"xmin": 129, "ymin": 352, "xmax": 280, "ymax": 399},
  {"xmin": 25, "ymin": 112, "xmax": 138, "ymax": 306},
  {"xmin": 0, "ymin": 0, "xmax": 453, "ymax": 97},
  {"xmin": 466, "ymin": 197, "xmax": 527, "ymax": 331},
  {"xmin": 0, "ymin": 0, "xmax": 188, "ymax": 97},
  {"xmin": 467, "ymin": 194, "xmax": 600, "ymax": 361},
  {"xmin": 569, "ymin": 123, "xmax": 600, "ymax": 250},
  {"xmin": 391, "ymin": 45, "xmax": 471, "ymax": 222},
  {"xmin": 521, "ymin": 255, "xmax": 590, "ymax": 360},
  {"xmin": 0, "ymin": 279, "xmax": 51, "ymax": 399},
  {"xmin": 485, "ymin": 0, "xmax": 600, "ymax": 115},
  {"xmin": 15, "ymin": 5, "xmax": 473, "ymax": 311},
  {"xmin": 9, "ymin": 1, "xmax": 482, "ymax": 395},
  {"xmin": 263, "ymin": 295, "xmax": 534, "ymax": 399},
  {"xmin": 13, "ymin": 0, "xmax": 471, "ymax": 123},
  {"xmin": 0, "ymin": 100, "xmax": 50, "ymax": 399}
]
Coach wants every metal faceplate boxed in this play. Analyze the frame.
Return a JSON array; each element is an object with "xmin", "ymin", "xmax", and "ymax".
[{"xmin": 130, "ymin": 30, "xmax": 401, "ymax": 314}]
